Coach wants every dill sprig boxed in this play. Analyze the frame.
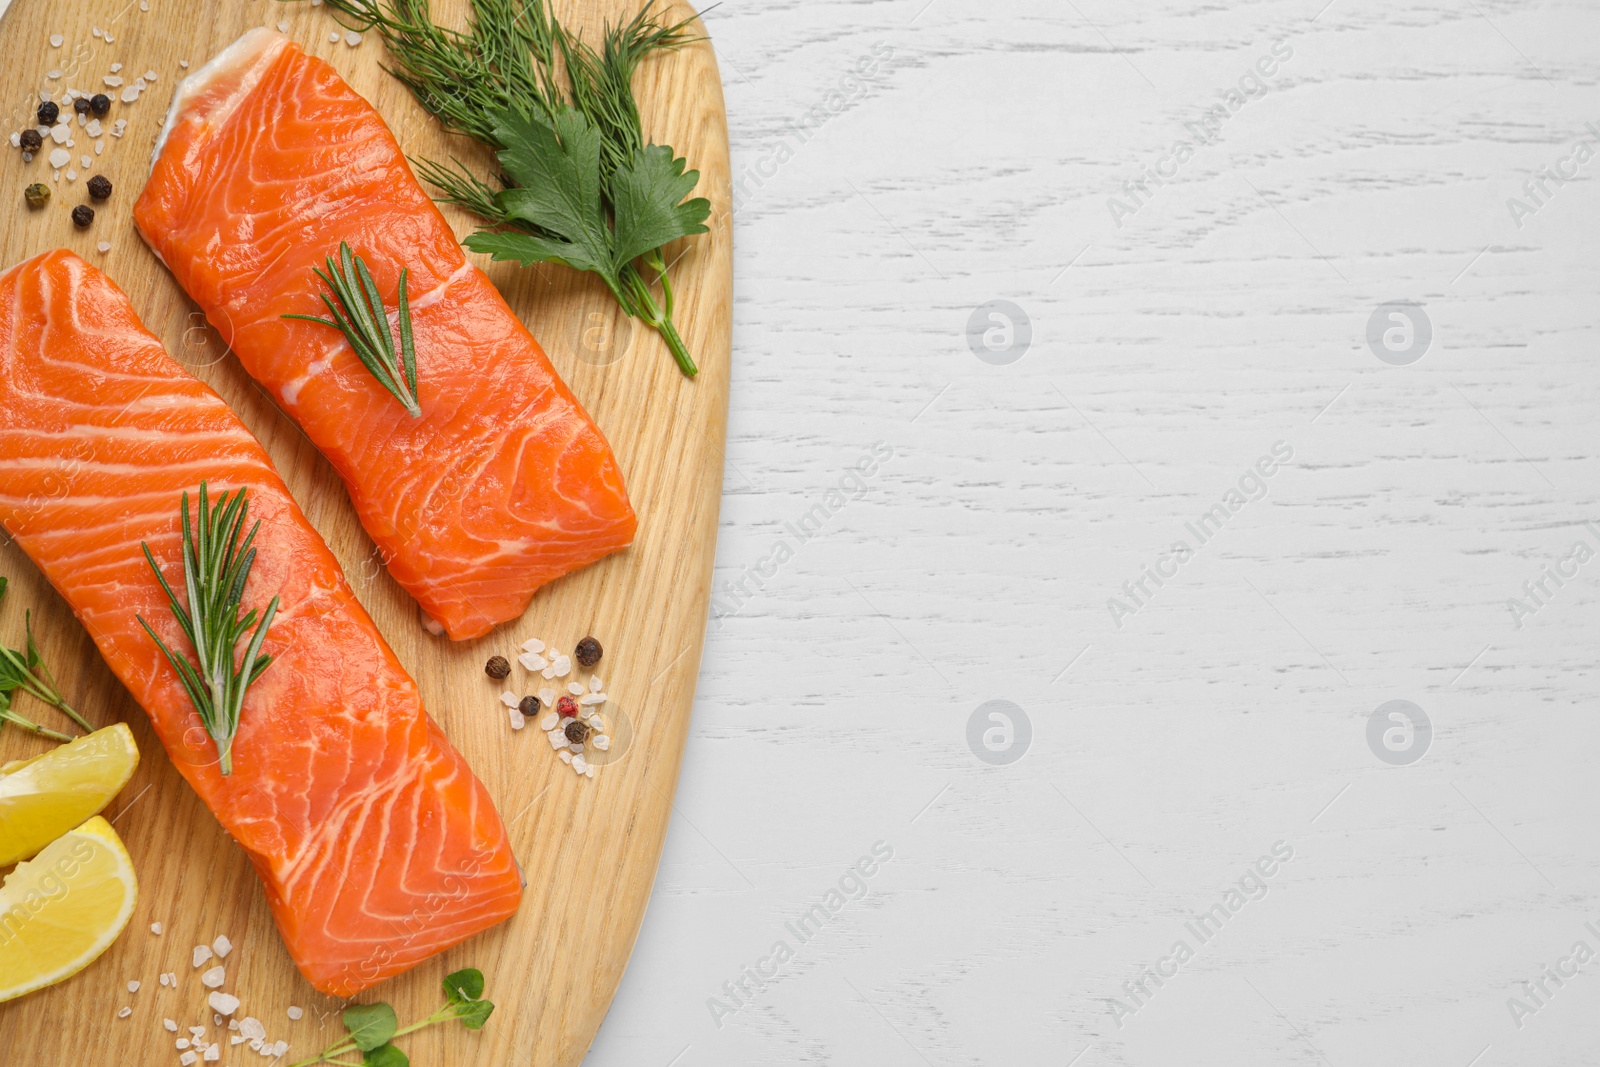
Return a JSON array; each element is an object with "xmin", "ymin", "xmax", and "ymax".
[
  {"xmin": 0, "ymin": 576, "xmax": 91, "ymax": 735},
  {"xmin": 309, "ymin": 0, "xmax": 712, "ymax": 377},
  {"xmin": 283, "ymin": 243, "xmax": 422, "ymax": 417},
  {"xmin": 137, "ymin": 484, "xmax": 279, "ymax": 777}
]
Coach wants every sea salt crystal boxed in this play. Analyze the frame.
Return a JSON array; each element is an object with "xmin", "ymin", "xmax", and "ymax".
[
  {"xmin": 81, "ymin": 155, "xmax": 90, "ymax": 168},
  {"xmin": 47, "ymin": 70, "xmax": 61, "ymax": 80},
  {"xmin": 277, "ymin": 21, "xmax": 288, "ymax": 32},
  {"xmin": 177, "ymin": 1039, "xmax": 190, "ymax": 1049},
  {"xmin": 50, "ymin": 124, "xmax": 69, "ymax": 144},
  {"xmin": 49, "ymin": 34, "xmax": 63, "ymax": 47},
  {"xmin": 586, "ymin": 764, "xmax": 596, "ymax": 777},
  {"xmin": 499, "ymin": 691, "xmax": 518, "ymax": 708},
  {"xmin": 589, "ymin": 675, "xmax": 604, "ymax": 692},
  {"xmin": 104, "ymin": 33, "xmax": 114, "ymax": 43},
  {"xmin": 508, "ymin": 707, "xmax": 526, "ymax": 730},
  {"xmin": 93, "ymin": 26, "xmax": 103, "ymax": 38},
  {"xmin": 208, "ymin": 992, "xmax": 240, "ymax": 1016},
  {"xmin": 547, "ymin": 730, "xmax": 566, "ymax": 750},
  {"xmin": 86, "ymin": 118, "xmax": 102, "ymax": 137},
  {"xmin": 117, "ymin": 1006, "xmax": 132, "ymax": 1018},
  {"xmin": 539, "ymin": 712, "xmax": 558, "ymax": 730},
  {"xmin": 552, "ymin": 656, "xmax": 572, "ymax": 677},
  {"xmin": 567, "ymin": 682, "xmax": 584, "ymax": 695},
  {"xmin": 240, "ymin": 1018, "xmax": 266, "ymax": 1042},
  {"xmin": 200, "ymin": 965, "xmax": 225, "ymax": 988},
  {"xmin": 558, "ymin": 749, "xmax": 573, "ymax": 764},
  {"xmin": 110, "ymin": 63, "xmax": 122, "ymax": 73},
  {"xmin": 229, "ymin": 1020, "xmax": 239, "ymax": 1031},
  {"xmin": 592, "ymin": 734, "xmax": 611, "ymax": 751},
  {"xmin": 541, "ymin": 666, "xmax": 555, "ymax": 680},
  {"xmin": 145, "ymin": 70, "xmax": 158, "ymax": 81},
  {"xmin": 128, "ymin": 980, "xmax": 141, "ymax": 993},
  {"xmin": 345, "ymin": 31, "xmax": 362, "ymax": 46},
  {"xmin": 539, "ymin": 688, "xmax": 556, "ymax": 705},
  {"xmin": 213, "ymin": 935, "xmax": 232, "ymax": 959},
  {"xmin": 329, "ymin": 32, "xmax": 340, "ymax": 43},
  {"xmin": 180, "ymin": 60, "xmax": 189, "ymax": 68},
  {"xmin": 8, "ymin": 132, "xmax": 18, "ymax": 148},
  {"xmin": 193, "ymin": 944, "xmax": 212, "ymax": 968},
  {"xmin": 103, "ymin": 75, "xmax": 123, "ymax": 87},
  {"xmin": 141, "ymin": 0, "xmax": 149, "ymax": 9},
  {"xmin": 180, "ymin": 1053, "xmax": 197, "ymax": 1067},
  {"xmin": 165, "ymin": 1019, "xmax": 178, "ymax": 1032},
  {"xmin": 522, "ymin": 638, "xmax": 545, "ymax": 653},
  {"xmin": 120, "ymin": 87, "xmax": 140, "ymax": 102},
  {"xmin": 203, "ymin": 1047, "xmax": 220, "ymax": 1062},
  {"xmin": 22, "ymin": 152, "xmax": 33, "ymax": 162},
  {"xmin": 48, "ymin": 148, "xmax": 69, "ymax": 167},
  {"xmin": 572, "ymin": 754, "xmax": 587, "ymax": 773},
  {"xmin": 39, "ymin": 91, "xmax": 51, "ymax": 103},
  {"xmin": 98, "ymin": 242, "xmax": 111, "ymax": 253},
  {"xmin": 287, "ymin": 1006, "xmax": 303, "ymax": 1021},
  {"xmin": 519, "ymin": 653, "xmax": 547, "ymax": 671},
  {"xmin": 579, "ymin": 693, "xmax": 605, "ymax": 706},
  {"xmin": 191, "ymin": 1026, "xmax": 206, "ymax": 1037}
]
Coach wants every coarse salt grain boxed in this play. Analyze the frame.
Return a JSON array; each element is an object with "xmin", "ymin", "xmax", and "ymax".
[
  {"xmin": 177, "ymin": 1039, "xmax": 190, "ymax": 1049},
  {"xmin": 49, "ymin": 33, "xmax": 63, "ymax": 47},
  {"xmin": 50, "ymin": 124, "xmax": 69, "ymax": 144},
  {"xmin": 203, "ymin": 1047, "xmax": 221, "ymax": 1062},
  {"xmin": 110, "ymin": 63, "xmax": 122, "ymax": 73},
  {"xmin": 592, "ymin": 734, "xmax": 611, "ymax": 750},
  {"xmin": 499, "ymin": 691, "xmax": 518, "ymax": 708},
  {"xmin": 519, "ymin": 653, "xmax": 546, "ymax": 671},
  {"xmin": 287, "ymin": 1006, "xmax": 303, "ymax": 1020},
  {"xmin": 117, "ymin": 1006, "xmax": 132, "ymax": 1018},
  {"xmin": 8, "ymin": 132, "xmax": 18, "ymax": 148},
  {"xmin": 120, "ymin": 87, "xmax": 140, "ymax": 102},
  {"xmin": 509, "ymin": 707, "xmax": 526, "ymax": 730},
  {"xmin": 589, "ymin": 675, "xmax": 604, "ymax": 692},
  {"xmin": 145, "ymin": 70, "xmax": 157, "ymax": 81},
  {"xmin": 277, "ymin": 20, "xmax": 289, "ymax": 32},
  {"xmin": 541, "ymin": 666, "xmax": 555, "ymax": 679},
  {"xmin": 522, "ymin": 638, "xmax": 545, "ymax": 653},
  {"xmin": 93, "ymin": 26, "xmax": 102, "ymax": 37},
  {"xmin": 579, "ymin": 693, "xmax": 604, "ymax": 706},
  {"xmin": 345, "ymin": 31, "xmax": 362, "ymax": 46},
  {"xmin": 539, "ymin": 711, "xmax": 558, "ymax": 730},
  {"xmin": 329, "ymin": 32, "xmax": 340, "ymax": 43},
  {"xmin": 180, "ymin": 59, "xmax": 189, "ymax": 68},
  {"xmin": 80, "ymin": 155, "xmax": 90, "ymax": 167},
  {"xmin": 547, "ymin": 729, "xmax": 566, "ymax": 750},
  {"xmin": 165, "ymin": 1019, "xmax": 178, "ymax": 1032},
  {"xmin": 567, "ymin": 681, "xmax": 584, "ymax": 695},
  {"xmin": 48, "ymin": 148, "xmax": 69, "ymax": 167},
  {"xmin": 553, "ymin": 656, "xmax": 572, "ymax": 677},
  {"xmin": 128, "ymin": 980, "xmax": 141, "ymax": 993},
  {"xmin": 208, "ymin": 992, "xmax": 240, "ymax": 1016},
  {"xmin": 98, "ymin": 241, "xmax": 110, "ymax": 253},
  {"xmin": 213, "ymin": 935, "xmax": 232, "ymax": 958},
  {"xmin": 104, "ymin": 75, "xmax": 123, "ymax": 86},
  {"xmin": 586, "ymin": 764, "xmax": 596, "ymax": 777},
  {"xmin": 94, "ymin": 140, "xmax": 104, "ymax": 155},
  {"xmin": 539, "ymin": 687, "xmax": 556, "ymax": 705},
  {"xmin": 180, "ymin": 1053, "xmax": 197, "ymax": 1067},
  {"xmin": 572, "ymin": 754, "xmax": 587, "ymax": 773},
  {"xmin": 558, "ymin": 749, "xmax": 573, "ymax": 764},
  {"xmin": 87, "ymin": 118, "xmax": 101, "ymax": 136},
  {"xmin": 193, "ymin": 944, "xmax": 212, "ymax": 967},
  {"xmin": 104, "ymin": 32, "xmax": 114, "ymax": 42},
  {"xmin": 240, "ymin": 1017, "xmax": 266, "ymax": 1041},
  {"xmin": 200, "ymin": 965, "xmax": 225, "ymax": 988},
  {"xmin": 47, "ymin": 70, "xmax": 61, "ymax": 80}
]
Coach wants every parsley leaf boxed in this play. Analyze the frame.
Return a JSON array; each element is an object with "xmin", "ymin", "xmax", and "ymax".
[
  {"xmin": 609, "ymin": 143, "xmax": 710, "ymax": 269},
  {"xmin": 342, "ymin": 1003, "xmax": 399, "ymax": 1052},
  {"xmin": 362, "ymin": 1044, "xmax": 409, "ymax": 1067}
]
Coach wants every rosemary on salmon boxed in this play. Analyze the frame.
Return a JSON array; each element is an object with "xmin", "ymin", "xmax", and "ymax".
[
  {"xmin": 284, "ymin": 243, "xmax": 423, "ymax": 417},
  {"xmin": 309, "ymin": 0, "xmax": 712, "ymax": 377},
  {"xmin": 137, "ymin": 483, "xmax": 279, "ymax": 776}
]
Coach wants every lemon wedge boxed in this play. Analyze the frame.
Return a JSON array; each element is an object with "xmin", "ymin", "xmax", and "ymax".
[
  {"xmin": 0, "ymin": 815, "xmax": 138, "ymax": 1003},
  {"xmin": 0, "ymin": 723, "xmax": 140, "ymax": 866}
]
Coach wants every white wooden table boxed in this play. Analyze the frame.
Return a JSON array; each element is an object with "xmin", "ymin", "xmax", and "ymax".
[{"xmin": 596, "ymin": 1, "xmax": 1600, "ymax": 1064}]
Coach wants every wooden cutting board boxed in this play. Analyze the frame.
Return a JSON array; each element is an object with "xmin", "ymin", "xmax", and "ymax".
[{"xmin": 0, "ymin": 1, "xmax": 729, "ymax": 1064}]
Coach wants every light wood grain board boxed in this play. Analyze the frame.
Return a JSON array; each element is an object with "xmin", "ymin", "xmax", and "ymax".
[{"xmin": 0, "ymin": 1, "xmax": 730, "ymax": 1064}]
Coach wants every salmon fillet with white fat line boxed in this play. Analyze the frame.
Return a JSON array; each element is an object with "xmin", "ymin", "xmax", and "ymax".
[
  {"xmin": 0, "ymin": 249, "xmax": 522, "ymax": 995},
  {"xmin": 135, "ymin": 28, "xmax": 637, "ymax": 641}
]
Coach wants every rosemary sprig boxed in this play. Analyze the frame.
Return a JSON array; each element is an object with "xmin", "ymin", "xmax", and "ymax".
[
  {"xmin": 136, "ymin": 484, "xmax": 279, "ymax": 777},
  {"xmin": 284, "ymin": 243, "xmax": 423, "ymax": 417},
  {"xmin": 306, "ymin": 0, "xmax": 712, "ymax": 377},
  {"xmin": 0, "ymin": 577, "xmax": 91, "ymax": 733}
]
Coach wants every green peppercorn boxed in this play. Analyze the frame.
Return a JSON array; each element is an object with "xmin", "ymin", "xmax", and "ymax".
[
  {"xmin": 24, "ymin": 183, "xmax": 49, "ymax": 209},
  {"xmin": 485, "ymin": 655, "xmax": 510, "ymax": 680}
]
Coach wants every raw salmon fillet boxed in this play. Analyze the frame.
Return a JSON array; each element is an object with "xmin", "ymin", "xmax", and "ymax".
[
  {"xmin": 0, "ymin": 250, "xmax": 522, "ymax": 996},
  {"xmin": 135, "ymin": 29, "xmax": 636, "ymax": 641}
]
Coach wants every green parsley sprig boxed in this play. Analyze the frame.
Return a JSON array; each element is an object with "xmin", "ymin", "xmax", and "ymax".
[
  {"xmin": 309, "ymin": 0, "xmax": 712, "ymax": 377},
  {"xmin": 137, "ymin": 484, "xmax": 279, "ymax": 777},
  {"xmin": 288, "ymin": 968, "xmax": 495, "ymax": 1067},
  {"xmin": 0, "ymin": 576, "xmax": 90, "ymax": 741},
  {"xmin": 283, "ymin": 243, "xmax": 423, "ymax": 418}
]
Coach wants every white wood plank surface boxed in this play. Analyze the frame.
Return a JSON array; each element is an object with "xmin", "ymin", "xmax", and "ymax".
[{"xmin": 597, "ymin": 1, "xmax": 1600, "ymax": 1065}]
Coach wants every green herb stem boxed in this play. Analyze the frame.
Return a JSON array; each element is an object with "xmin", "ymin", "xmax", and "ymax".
[
  {"xmin": 137, "ymin": 484, "xmax": 279, "ymax": 777},
  {"xmin": 0, "ymin": 699, "xmax": 76, "ymax": 743},
  {"xmin": 284, "ymin": 243, "xmax": 423, "ymax": 417}
]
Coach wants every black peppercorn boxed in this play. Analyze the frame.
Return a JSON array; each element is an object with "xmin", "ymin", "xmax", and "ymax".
[
  {"xmin": 86, "ymin": 175, "xmax": 112, "ymax": 201},
  {"xmin": 90, "ymin": 94, "xmax": 111, "ymax": 118},
  {"xmin": 518, "ymin": 695, "xmax": 541, "ymax": 717},
  {"xmin": 37, "ymin": 101, "xmax": 59, "ymax": 126},
  {"xmin": 71, "ymin": 204, "xmax": 94, "ymax": 228},
  {"xmin": 73, "ymin": 97, "xmax": 91, "ymax": 116},
  {"xmin": 574, "ymin": 636, "xmax": 602, "ymax": 668},
  {"xmin": 485, "ymin": 655, "xmax": 510, "ymax": 680},
  {"xmin": 19, "ymin": 129, "xmax": 42, "ymax": 153},
  {"xmin": 564, "ymin": 720, "xmax": 590, "ymax": 745}
]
